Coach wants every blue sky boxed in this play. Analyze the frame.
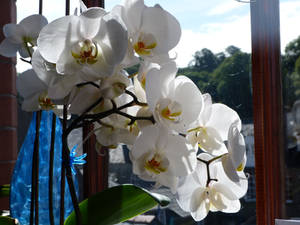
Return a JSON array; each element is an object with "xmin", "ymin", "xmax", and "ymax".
[{"xmin": 16, "ymin": 0, "xmax": 300, "ymax": 70}]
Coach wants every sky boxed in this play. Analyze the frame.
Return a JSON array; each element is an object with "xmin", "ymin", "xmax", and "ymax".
[{"xmin": 15, "ymin": 0, "xmax": 300, "ymax": 71}]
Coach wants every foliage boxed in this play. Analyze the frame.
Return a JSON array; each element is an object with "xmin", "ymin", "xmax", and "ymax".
[
  {"xmin": 64, "ymin": 184, "xmax": 170, "ymax": 225},
  {"xmin": 0, "ymin": 184, "xmax": 10, "ymax": 198},
  {"xmin": 282, "ymin": 36, "xmax": 300, "ymax": 108},
  {"xmin": 188, "ymin": 48, "xmax": 220, "ymax": 72},
  {"xmin": 181, "ymin": 46, "xmax": 252, "ymax": 122},
  {"xmin": 0, "ymin": 216, "xmax": 18, "ymax": 225},
  {"xmin": 212, "ymin": 51, "xmax": 252, "ymax": 120}
]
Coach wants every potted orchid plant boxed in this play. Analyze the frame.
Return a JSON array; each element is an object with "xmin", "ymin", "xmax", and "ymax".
[{"xmin": 0, "ymin": 0, "xmax": 248, "ymax": 224}]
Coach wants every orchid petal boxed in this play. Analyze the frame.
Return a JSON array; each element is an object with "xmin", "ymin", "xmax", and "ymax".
[
  {"xmin": 141, "ymin": 5, "xmax": 181, "ymax": 54},
  {"xmin": 221, "ymin": 155, "xmax": 240, "ymax": 182},
  {"xmin": 165, "ymin": 134, "xmax": 197, "ymax": 176},
  {"xmin": 157, "ymin": 172, "xmax": 178, "ymax": 194},
  {"xmin": 122, "ymin": 0, "xmax": 145, "ymax": 34},
  {"xmin": 190, "ymin": 187, "xmax": 209, "ymax": 221},
  {"xmin": 79, "ymin": 7, "xmax": 106, "ymax": 38},
  {"xmin": 95, "ymin": 16, "xmax": 128, "ymax": 66},
  {"xmin": 213, "ymin": 183, "xmax": 239, "ymax": 200},
  {"xmin": 207, "ymin": 103, "xmax": 241, "ymax": 141},
  {"xmin": 17, "ymin": 69, "xmax": 47, "ymax": 99},
  {"xmin": 228, "ymin": 122, "xmax": 246, "ymax": 168},
  {"xmin": 0, "ymin": 38, "xmax": 20, "ymax": 57},
  {"xmin": 48, "ymin": 74, "xmax": 83, "ymax": 100},
  {"xmin": 68, "ymin": 85, "xmax": 101, "ymax": 115},
  {"xmin": 216, "ymin": 162, "xmax": 248, "ymax": 198},
  {"xmin": 3, "ymin": 24, "xmax": 25, "ymax": 44},
  {"xmin": 79, "ymin": 0, "xmax": 88, "ymax": 13},
  {"xmin": 173, "ymin": 75, "xmax": 203, "ymax": 130},
  {"xmin": 199, "ymin": 93, "xmax": 212, "ymax": 125},
  {"xmin": 31, "ymin": 49, "xmax": 59, "ymax": 86},
  {"xmin": 21, "ymin": 93, "xmax": 40, "ymax": 112},
  {"xmin": 38, "ymin": 15, "xmax": 80, "ymax": 63},
  {"xmin": 131, "ymin": 125, "xmax": 159, "ymax": 160},
  {"xmin": 146, "ymin": 61, "xmax": 177, "ymax": 112},
  {"xmin": 56, "ymin": 45, "xmax": 81, "ymax": 75},
  {"xmin": 19, "ymin": 14, "xmax": 48, "ymax": 40}
]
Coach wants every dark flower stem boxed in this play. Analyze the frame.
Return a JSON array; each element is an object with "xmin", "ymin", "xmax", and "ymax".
[
  {"xmin": 197, "ymin": 154, "xmax": 227, "ymax": 187},
  {"xmin": 60, "ymin": 107, "xmax": 67, "ymax": 225},
  {"xmin": 49, "ymin": 113, "xmax": 56, "ymax": 225},
  {"xmin": 30, "ymin": 111, "xmax": 41, "ymax": 225},
  {"xmin": 61, "ymin": 105, "xmax": 82, "ymax": 225}
]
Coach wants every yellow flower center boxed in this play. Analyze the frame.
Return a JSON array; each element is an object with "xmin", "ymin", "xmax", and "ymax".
[
  {"xmin": 38, "ymin": 93, "xmax": 55, "ymax": 110},
  {"xmin": 161, "ymin": 107, "xmax": 182, "ymax": 121},
  {"xmin": 236, "ymin": 162, "xmax": 244, "ymax": 171},
  {"xmin": 144, "ymin": 153, "xmax": 167, "ymax": 175},
  {"xmin": 133, "ymin": 33, "xmax": 157, "ymax": 56},
  {"xmin": 71, "ymin": 39, "xmax": 99, "ymax": 65},
  {"xmin": 112, "ymin": 82, "xmax": 127, "ymax": 94}
]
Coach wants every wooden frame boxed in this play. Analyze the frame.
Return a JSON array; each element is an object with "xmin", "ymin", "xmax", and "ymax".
[
  {"xmin": 250, "ymin": 0, "xmax": 286, "ymax": 224},
  {"xmin": 81, "ymin": 0, "xmax": 109, "ymax": 198},
  {"xmin": 0, "ymin": 0, "xmax": 17, "ymax": 210}
]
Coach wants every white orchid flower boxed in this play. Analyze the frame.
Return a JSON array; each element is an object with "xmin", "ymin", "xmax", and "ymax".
[
  {"xmin": 133, "ymin": 61, "xmax": 159, "ymax": 103},
  {"xmin": 115, "ymin": 0, "xmax": 181, "ymax": 65},
  {"xmin": 176, "ymin": 153, "xmax": 247, "ymax": 221},
  {"xmin": 187, "ymin": 93, "xmax": 241, "ymax": 155},
  {"xmin": 146, "ymin": 61, "xmax": 203, "ymax": 133},
  {"xmin": 17, "ymin": 69, "xmax": 66, "ymax": 118},
  {"xmin": 94, "ymin": 92, "xmax": 141, "ymax": 147},
  {"xmin": 221, "ymin": 120, "xmax": 247, "ymax": 182},
  {"xmin": 31, "ymin": 49, "xmax": 85, "ymax": 102},
  {"xmin": 130, "ymin": 124, "xmax": 197, "ymax": 193},
  {"xmin": 94, "ymin": 119, "xmax": 138, "ymax": 148},
  {"xmin": 67, "ymin": 81, "xmax": 102, "ymax": 115},
  {"xmin": 137, "ymin": 60, "xmax": 159, "ymax": 89},
  {"xmin": 99, "ymin": 69, "xmax": 131, "ymax": 99},
  {"xmin": 0, "ymin": 14, "xmax": 48, "ymax": 58},
  {"xmin": 37, "ymin": 7, "xmax": 128, "ymax": 81}
]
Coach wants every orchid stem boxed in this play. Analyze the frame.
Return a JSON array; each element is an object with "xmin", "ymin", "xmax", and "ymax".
[
  {"xmin": 20, "ymin": 58, "xmax": 31, "ymax": 64},
  {"xmin": 60, "ymin": 108, "xmax": 66, "ymax": 225},
  {"xmin": 76, "ymin": 81, "xmax": 100, "ymax": 89},
  {"xmin": 62, "ymin": 105, "xmax": 82, "ymax": 225},
  {"xmin": 30, "ymin": 111, "xmax": 41, "ymax": 225},
  {"xmin": 197, "ymin": 153, "xmax": 227, "ymax": 187},
  {"xmin": 49, "ymin": 113, "xmax": 56, "ymax": 225}
]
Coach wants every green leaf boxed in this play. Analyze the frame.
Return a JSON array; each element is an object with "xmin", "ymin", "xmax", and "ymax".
[
  {"xmin": 64, "ymin": 184, "xmax": 170, "ymax": 225},
  {"xmin": 0, "ymin": 184, "xmax": 10, "ymax": 198},
  {"xmin": 0, "ymin": 216, "xmax": 17, "ymax": 225}
]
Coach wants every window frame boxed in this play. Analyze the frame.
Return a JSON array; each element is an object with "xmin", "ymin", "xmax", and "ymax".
[
  {"xmin": 81, "ymin": 0, "xmax": 287, "ymax": 224},
  {"xmin": 250, "ymin": 0, "xmax": 286, "ymax": 224}
]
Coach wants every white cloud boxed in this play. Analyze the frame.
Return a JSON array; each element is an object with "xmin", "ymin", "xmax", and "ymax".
[
  {"xmin": 173, "ymin": 13, "xmax": 251, "ymax": 67},
  {"xmin": 280, "ymin": 1, "xmax": 300, "ymax": 52},
  {"xmin": 14, "ymin": 0, "xmax": 300, "ymax": 72},
  {"xmin": 207, "ymin": 1, "xmax": 241, "ymax": 16}
]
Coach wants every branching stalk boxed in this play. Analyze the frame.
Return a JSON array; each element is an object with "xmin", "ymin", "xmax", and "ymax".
[{"xmin": 197, "ymin": 153, "xmax": 228, "ymax": 187}]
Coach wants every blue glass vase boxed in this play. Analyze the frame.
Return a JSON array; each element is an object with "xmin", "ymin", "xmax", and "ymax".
[{"xmin": 10, "ymin": 111, "xmax": 78, "ymax": 225}]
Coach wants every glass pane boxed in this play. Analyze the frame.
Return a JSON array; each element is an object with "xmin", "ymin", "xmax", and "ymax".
[
  {"xmin": 105, "ymin": 0, "xmax": 255, "ymax": 224},
  {"xmin": 280, "ymin": 0, "xmax": 300, "ymax": 219},
  {"xmin": 15, "ymin": 0, "xmax": 85, "ymax": 201}
]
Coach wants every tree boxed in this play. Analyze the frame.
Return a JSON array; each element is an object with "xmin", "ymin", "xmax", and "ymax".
[
  {"xmin": 215, "ymin": 52, "xmax": 226, "ymax": 65},
  {"xmin": 189, "ymin": 48, "xmax": 219, "ymax": 72},
  {"xmin": 282, "ymin": 36, "xmax": 300, "ymax": 75},
  {"xmin": 211, "ymin": 52, "xmax": 252, "ymax": 121},
  {"xmin": 281, "ymin": 36, "xmax": 300, "ymax": 108},
  {"xmin": 225, "ymin": 45, "xmax": 241, "ymax": 56}
]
